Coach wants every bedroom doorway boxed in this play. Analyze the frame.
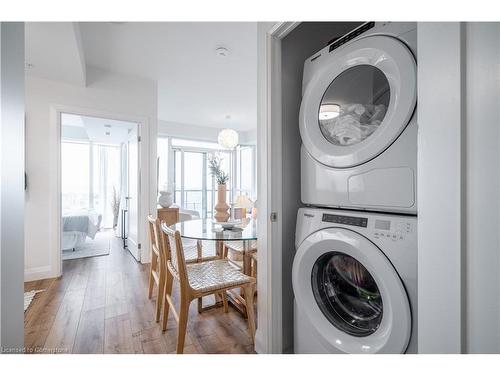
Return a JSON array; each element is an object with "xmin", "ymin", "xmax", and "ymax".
[{"xmin": 59, "ymin": 112, "xmax": 140, "ymax": 262}]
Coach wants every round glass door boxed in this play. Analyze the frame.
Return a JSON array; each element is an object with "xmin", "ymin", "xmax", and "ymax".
[
  {"xmin": 299, "ymin": 35, "xmax": 417, "ymax": 168},
  {"xmin": 318, "ymin": 65, "xmax": 390, "ymax": 147},
  {"xmin": 311, "ymin": 251, "xmax": 383, "ymax": 337}
]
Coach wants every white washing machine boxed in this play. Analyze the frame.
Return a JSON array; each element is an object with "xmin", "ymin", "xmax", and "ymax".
[
  {"xmin": 293, "ymin": 207, "xmax": 417, "ymax": 353},
  {"xmin": 300, "ymin": 22, "xmax": 417, "ymax": 214}
]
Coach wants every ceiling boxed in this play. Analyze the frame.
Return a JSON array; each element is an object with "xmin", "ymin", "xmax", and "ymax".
[
  {"xmin": 25, "ymin": 23, "xmax": 86, "ymax": 85},
  {"xmin": 62, "ymin": 113, "xmax": 137, "ymax": 145},
  {"xmin": 26, "ymin": 22, "xmax": 258, "ymax": 131}
]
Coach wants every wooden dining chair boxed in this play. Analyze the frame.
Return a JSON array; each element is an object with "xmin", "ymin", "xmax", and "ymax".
[
  {"xmin": 147, "ymin": 215, "xmax": 167, "ymax": 322},
  {"xmin": 177, "ymin": 212, "xmax": 218, "ymax": 263},
  {"xmin": 250, "ymin": 252, "xmax": 258, "ymax": 278},
  {"xmin": 223, "ymin": 240, "xmax": 257, "ymax": 275},
  {"xmin": 160, "ymin": 223, "xmax": 256, "ymax": 354}
]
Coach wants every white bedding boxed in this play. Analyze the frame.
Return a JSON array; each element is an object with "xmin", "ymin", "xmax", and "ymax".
[{"xmin": 62, "ymin": 210, "xmax": 102, "ymax": 250}]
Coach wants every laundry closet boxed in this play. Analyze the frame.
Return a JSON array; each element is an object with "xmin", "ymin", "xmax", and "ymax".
[
  {"xmin": 274, "ymin": 22, "xmax": 418, "ymax": 354},
  {"xmin": 277, "ymin": 22, "xmax": 362, "ymax": 354}
]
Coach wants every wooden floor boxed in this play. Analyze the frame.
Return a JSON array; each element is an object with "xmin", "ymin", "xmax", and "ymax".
[{"xmin": 24, "ymin": 236, "xmax": 256, "ymax": 354}]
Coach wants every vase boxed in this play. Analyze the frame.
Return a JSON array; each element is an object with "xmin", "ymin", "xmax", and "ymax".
[
  {"xmin": 214, "ymin": 184, "xmax": 230, "ymax": 222},
  {"xmin": 158, "ymin": 190, "xmax": 173, "ymax": 208}
]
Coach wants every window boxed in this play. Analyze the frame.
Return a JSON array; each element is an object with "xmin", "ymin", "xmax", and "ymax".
[
  {"xmin": 183, "ymin": 151, "xmax": 204, "ymax": 213},
  {"xmin": 62, "ymin": 141, "xmax": 90, "ymax": 211},
  {"xmin": 157, "ymin": 137, "xmax": 169, "ymax": 191},
  {"xmin": 157, "ymin": 137, "xmax": 256, "ymax": 219},
  {"xmin": 92, "ymin": 144, "xmax": 121, "ymax": 228},
  {"xmin": 61, "ymin": 140, "xmax": 121, "ymax": 228},
  {"xmin": 173, "ymin": 148, "xmax": 233, "ymax": 218},
  {"xmin": 236, "ymin": 146, "xmax": 255, "ymax": 198}
]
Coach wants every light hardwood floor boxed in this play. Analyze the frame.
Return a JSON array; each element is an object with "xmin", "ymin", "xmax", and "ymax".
[{"xmin": 24, "ymin": 236, "xmax": 256, "ymax": 354}]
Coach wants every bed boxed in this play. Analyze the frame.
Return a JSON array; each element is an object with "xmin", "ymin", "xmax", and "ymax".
[{"xmin": 62, "ymin": 210, "xmax": 102, "ymax": 251}]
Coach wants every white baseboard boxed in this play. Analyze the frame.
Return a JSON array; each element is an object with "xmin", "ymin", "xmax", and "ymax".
[
  {"xmin": 24, "ymin": 265, "xmax": 54, "ymax": 282},
  {"xmin": 254, "ymin": 329, "xmax": 266, "ymax": 354},
  {"xmin": 141, "ymin": 250, "xmax": 151, "ymax": 264}
]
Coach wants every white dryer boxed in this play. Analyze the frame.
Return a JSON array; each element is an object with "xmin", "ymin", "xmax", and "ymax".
[
  {"xmin": 293, "ymin": 207, "xmax": 417, "ymax": 353},
  {"xmin": 300, "ymin": 22, "xmax": 417, "ymax": 214}
]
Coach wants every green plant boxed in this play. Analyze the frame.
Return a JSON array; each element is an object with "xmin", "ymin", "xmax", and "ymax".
[{"xmin": 208, "ymin": 154, "xmax": 229, "ymax": 185}]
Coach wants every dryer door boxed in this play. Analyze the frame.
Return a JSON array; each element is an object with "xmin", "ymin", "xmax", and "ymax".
[
  {"xmin": 299, "ymin": 35, "xmax": 416, "ymax": 168},
  {"xmin": 292, "ymin": 227, "xmax": 411, "ymax": 353}
]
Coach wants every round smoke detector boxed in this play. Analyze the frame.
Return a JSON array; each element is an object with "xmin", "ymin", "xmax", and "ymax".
[{"xmin": 215, "ymin": 47, "xmax": 230, "ymax": 58}]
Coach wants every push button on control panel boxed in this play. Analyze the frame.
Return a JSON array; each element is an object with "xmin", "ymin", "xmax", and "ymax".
[
  {"xmin": 374, "ymin": 230, "xmax": 404, "ymax": 241},
  {"xmin": 373, "ymin": 220, "xmax": 411, "ymax": 241}
]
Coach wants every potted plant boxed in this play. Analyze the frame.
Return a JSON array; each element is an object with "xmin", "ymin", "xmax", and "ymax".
[{"xmin": 208, "ymin": 154, "xmax": 230, "ymax": 222}]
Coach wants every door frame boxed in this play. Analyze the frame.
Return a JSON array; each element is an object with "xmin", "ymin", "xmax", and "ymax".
[
  {"xmin": 256, "ymin": 21, "xmax": 300, "ymax": 354},
  {"xmin": 124, "ymin": 124, "xmax": 141, "ymax": 261},
  {"xmin": 54, "ymin": 104, "xmax": 147, "ymax": 275}
]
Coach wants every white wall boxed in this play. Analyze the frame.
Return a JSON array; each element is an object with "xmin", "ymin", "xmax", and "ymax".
[
  {"xmin": 418, "ymin": 22, "xmax": 465, "ymax": 354},
  {"xmin": 25, "ymin": 66, "xmax": 157, "ymax": 281},
  {"xmin": 419, "ymin": 22, "xmax": 500, "ymax": 354},
  {"xmin": 158, "ymin": 120, "xmax": 220, "ymax": 141},
  {"xmin": 158, "ymin": 119, "xmax": 256, "ymax": 145},
  {"xmin": 465, "ymin": 22, "xmax": 500, "ymax": 353},
  {"xmin": 0, "ymin": 22, "xmax": 25, "ymax": 351}
]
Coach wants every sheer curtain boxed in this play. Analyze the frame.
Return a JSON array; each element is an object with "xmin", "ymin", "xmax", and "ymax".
[
  {"xmin": 61, "ymin": 141, "xmax": 90, "ymax": 212},
  {"xmin": 93, "ymin": 144, "xmax": 121, "ymax": 228},
  {"xmin": 62, "ymin": 141, "xmax": 121, "ymax": 229}
]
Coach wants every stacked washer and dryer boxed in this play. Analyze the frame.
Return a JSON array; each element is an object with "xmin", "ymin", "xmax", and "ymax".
[{"xmin": 292, "ymin": 22, "xmax": 418, "ymax": 354}]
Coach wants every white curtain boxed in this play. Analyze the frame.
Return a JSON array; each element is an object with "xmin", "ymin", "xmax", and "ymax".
[
  {"xmin": 93, "ymin": 144, "xmax": 121, "ymax": 228},
  {"xmin": 61, "ymin": 141, "xmax": 121, "ymax": 229}
]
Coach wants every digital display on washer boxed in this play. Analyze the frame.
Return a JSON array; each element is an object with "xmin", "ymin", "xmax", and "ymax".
[
  {"xmin": 322, "ymin": 213, "xmax": 368, "ymax": 228},
  {"xmin": 375, "ymin": 219, "xmax": 391, "ymax": 231}
]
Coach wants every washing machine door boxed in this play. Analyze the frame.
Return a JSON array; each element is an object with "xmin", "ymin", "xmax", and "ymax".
[
  {"xmin": 299, "ymin": 35, "xmax": 416, "ymax": 168},
  {"xmin": 292, "ymin": 227, "xmax": 411, "ymax": 353}
]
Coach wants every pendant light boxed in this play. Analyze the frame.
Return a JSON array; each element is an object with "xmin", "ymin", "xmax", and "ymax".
[{"xmin": 218, "ymin": 128, "xmax": 239, "ymax": 149}]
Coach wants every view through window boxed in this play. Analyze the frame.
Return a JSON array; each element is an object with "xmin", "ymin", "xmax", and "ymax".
[
  {"xmin": 62, "ymin": 141, "xmax": 121, "ymax": 228},
  {"xmin": 157, "ymin": 137, "xmax": 256, "ymax": 218}
]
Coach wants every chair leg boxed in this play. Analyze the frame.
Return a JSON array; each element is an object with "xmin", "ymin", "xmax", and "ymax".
[
  {"xmin": 155, "ymin": 267, "xmax": 165, "ymax": 322},
  {"xmin": 196, "ymin": 240, "xmax": 202, "ymax": 262},
  {"xmin": 162, "ymin": 272, "xmax": 174, "ymax": 332},
  {"xmin": 221, "ymin": 292, "xmax": 228, "ymax": 313},
  {"xmin": 176, "ymin": 296, "xmax": 190, "ymax": 354},
  {"xmin": 197, "ymin": 297, "xmax": 203, "ymax": 313},
  {"xmin": 243, "ymin": 284, "xmax": 256, "ymax": 343},
  {"xmin": 148, "ymin": 254, "xmax": 157, "ymax": 299},
  {"xmin": 251, "ymin": 256, "xmax": 257, "ymax": 278}
]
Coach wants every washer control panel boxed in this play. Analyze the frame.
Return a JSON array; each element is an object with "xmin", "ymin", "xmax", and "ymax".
[
  {"xmin": 322, "ymin": 213, "xmax": 368, "ymax": 228},
  {"xmin": 373, "ymin": 219, "xmax": 412, "ymax": 241}
]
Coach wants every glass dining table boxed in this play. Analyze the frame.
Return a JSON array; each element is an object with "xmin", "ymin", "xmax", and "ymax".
[{"xmin": 170, "ymin": 217, "xmax": 257, "ymax": 315}]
